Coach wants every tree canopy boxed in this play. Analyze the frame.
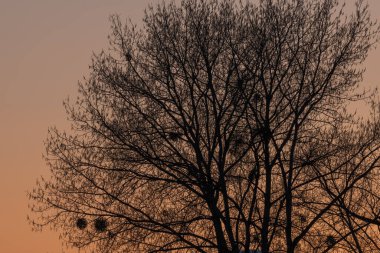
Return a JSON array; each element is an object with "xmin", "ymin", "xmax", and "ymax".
[{"xmin": 29, "ymin": 0, "xmax": 380, "ymax": 252}]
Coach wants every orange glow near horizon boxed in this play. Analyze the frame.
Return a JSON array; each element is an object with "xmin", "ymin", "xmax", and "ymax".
[{"xmin": 0, "ymin": 1, "xmax": 379, "ymax": 252}]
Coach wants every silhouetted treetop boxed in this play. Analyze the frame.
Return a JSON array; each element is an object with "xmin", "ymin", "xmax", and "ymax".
[{"xmin": 29, "ymin": 0, "xmax": 380, "ymax": 252}]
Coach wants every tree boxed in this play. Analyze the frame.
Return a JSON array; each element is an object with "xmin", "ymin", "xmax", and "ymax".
[{"xmin": 29, "ymin": 0, "xmax": 380, "ymax": 252}]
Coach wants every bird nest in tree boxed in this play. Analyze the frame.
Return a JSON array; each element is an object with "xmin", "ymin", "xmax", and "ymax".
[
  {"xmin": 168, "ymin": 131, "xmax": 182, "ymax": 141},
  {"xmin": 326, "ymin": 235, "xmax": 336, "ymax": 246},
  {"xmin": 60, "ymin": 143, "xmax": 66, "ymax": 150},
  {"xmin": 94, "ymin": 217, "xmax": 108, "ymax": 232},
  {"xmin": 76, "ymin": 218, "xmax": 87, "ymax": 230},
  {"xmin": 299, "ymin": 214, "xmax": 307, "ymax": 223},
  {"xmin": 230, "ymin": 134, "xmax": 245, "ymax": 155}
]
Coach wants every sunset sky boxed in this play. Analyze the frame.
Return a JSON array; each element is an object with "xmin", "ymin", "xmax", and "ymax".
[{"xmin": 0, "ymin": 0, "xmax": 379, "ymax": 252}]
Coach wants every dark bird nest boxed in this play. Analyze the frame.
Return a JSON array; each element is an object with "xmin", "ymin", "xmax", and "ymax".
[
  {"xmin": 125, "ymin": 51, "xmax": 132, "ymax": 61},
  {"xmin": 326, "ymin": 235, "xmax": 336, "ymax": 246},
  {"xmin": 94, "ymin": 217, "xmax": 108, "ymax": 232},
  {"xmin": 168, "ymin": 131, "xmax": 182, "ymax": 141},
  {"xmin": 60, "ymin": 143, "xmax": 66, "ymax": 150},
  {"xmin": 299, "ymin": 214, "xmax": 307, "ymax": 223},
  {"xmin": 230, "ymin": 134, "xmax": 245, "ymax": 155},
  {"xmin": 76, "ymin": 218, "xmax": 87, "ymax": 230},
  {"xmin": 253, "ymin": 93, "xmax": 261, "ymax": 102}
]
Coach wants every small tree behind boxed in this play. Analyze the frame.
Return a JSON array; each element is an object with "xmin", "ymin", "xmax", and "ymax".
[{"xmin": 29, "ymin": 0, "xmax": 380, "ymax": 252}]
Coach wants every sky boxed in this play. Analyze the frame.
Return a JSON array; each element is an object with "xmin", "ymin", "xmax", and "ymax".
[{"xmin": 0, "ymin": 0, "xmax": 379, "ymax": 253}]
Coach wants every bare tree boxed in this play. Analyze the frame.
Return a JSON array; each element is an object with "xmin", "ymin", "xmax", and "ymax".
[{"xmin": 29, "ymin": 0, "xmax": 380, "ymax": 252}]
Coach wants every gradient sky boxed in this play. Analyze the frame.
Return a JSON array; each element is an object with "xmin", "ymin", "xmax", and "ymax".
[{"xmin": 0, "ymin": 1, "xmax": 379, "ymax": 253}]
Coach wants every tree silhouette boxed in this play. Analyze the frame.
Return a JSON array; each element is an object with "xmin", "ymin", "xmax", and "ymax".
[{"xmin": 29, "ymin": 0, "xmax": 380, "ymax": 252}]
